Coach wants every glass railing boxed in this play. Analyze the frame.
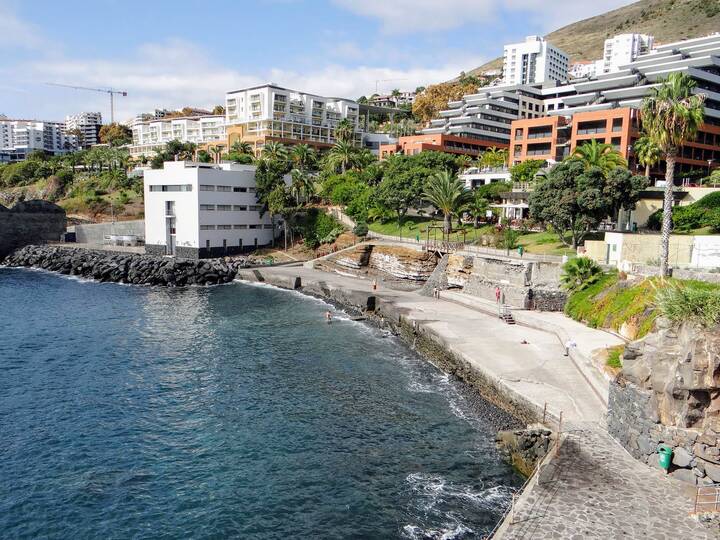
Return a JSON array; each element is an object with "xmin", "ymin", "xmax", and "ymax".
[{"xmin": 527, "ymin": 132, "xmax": 552, "ymax": 139}]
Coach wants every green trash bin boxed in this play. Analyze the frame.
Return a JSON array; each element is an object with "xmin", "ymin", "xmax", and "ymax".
[{"xmin": 658, "ymin": 444, "xmax": 673, "ymax": 470}]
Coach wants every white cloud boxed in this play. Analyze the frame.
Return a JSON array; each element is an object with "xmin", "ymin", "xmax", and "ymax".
[
  {"xmin": 17, "ymin": 39, "xmax": 478, "ymax": 122},
  {"xmin": 0, "ymin": 1, "xmax": 48, "ymax": 49},
  {"xmin": 332, "ymin": 0, "xmax": 636, "ymax": 33}
]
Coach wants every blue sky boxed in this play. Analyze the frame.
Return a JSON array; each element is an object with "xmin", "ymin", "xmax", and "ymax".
[{"xmin": 0, "ymin": 0, "xmax": 634, "ymax": 122}]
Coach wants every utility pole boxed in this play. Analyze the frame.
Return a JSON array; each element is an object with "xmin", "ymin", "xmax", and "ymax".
[{"xmin": 46, "ymin": 83, "xmax": 128, "ymax": 124}]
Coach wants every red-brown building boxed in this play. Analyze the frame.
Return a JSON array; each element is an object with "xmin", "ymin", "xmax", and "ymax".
[
  {"xmin": 379, "ymin": 134, "xmax": 508, "ymax": 160},
  {"xmin": 509, "ymin": 107, "xmax": 720, "ymax": 181}
]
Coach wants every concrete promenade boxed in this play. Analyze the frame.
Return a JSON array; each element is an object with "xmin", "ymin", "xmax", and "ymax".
[{"xmin": 236, "ymin": 264, "xmax": 712, "ymax": 539}]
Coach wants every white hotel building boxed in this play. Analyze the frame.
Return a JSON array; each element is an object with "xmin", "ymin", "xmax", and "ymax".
[
  {"xmin": 144, "ymin": 161, "xmax": 286, "ymax": 259},
  {"xmin": 0, "ymin": 118, "xmax": 77, "ymax": 162},
  {"xmin": 503, "ymin": 36, "xmax": 569, "ymax": 85},
  {"xmin": 64, "ymin": 112, "xmax": 102, "ymax": 148},
  {"xmin": 224, "ymin": 84, "xmax": 362, "ymax": 151},
  {"xmin": 129, "ymin": 115, "xmax": 226, "ymax": 157}
]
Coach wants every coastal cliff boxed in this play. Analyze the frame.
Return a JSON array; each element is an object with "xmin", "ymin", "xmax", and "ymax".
[{"xmin": 2, "ymin": 245, "xmax": 237, "ymax": 286}]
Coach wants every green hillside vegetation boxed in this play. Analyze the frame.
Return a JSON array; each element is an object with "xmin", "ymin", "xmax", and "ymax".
[
  {"xmin": 647, "ymin": 191, "xmax": 720, "ymax": 233},
  {"xmin": 471, "ymin": 0, "xmax": 720, "ymax": 76}
]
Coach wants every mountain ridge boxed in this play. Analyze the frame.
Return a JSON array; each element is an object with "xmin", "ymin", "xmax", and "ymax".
[{"xmin": 470, "ymin": 0, "xmax": 720, "ymax": 76}]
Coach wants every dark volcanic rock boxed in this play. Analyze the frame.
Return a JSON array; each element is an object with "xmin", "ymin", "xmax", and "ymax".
[{"xmin": 2, "ymin": 245, "xmax": 238, "ymax": 287}]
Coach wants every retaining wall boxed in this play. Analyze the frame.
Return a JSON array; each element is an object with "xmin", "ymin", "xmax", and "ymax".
[
  {"xmin": 0, "ymin": 201, "xmax": 66, "ymax": 259},
  {"xmin": 74, "ymin": 219, "xmax": 145, "ymax": 244}
]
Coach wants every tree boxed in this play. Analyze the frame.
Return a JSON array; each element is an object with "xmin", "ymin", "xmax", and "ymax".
[
  {"xmin": 334, "ymin": 118, "xmax": 355, "ymax": 144},
  {"xmin": 197, "ymin": 150, "xmax": 212, "ymax": 163},
  {"xmin": 326, "ymin": 141, "xmax": 358, "ymax": 174},
  {"xmin": 99, "ymin": 123, "xmax": 132, "ymax": 147},
  {"xmin": 641, "ymin": 72, "xmax": 706, "ymax": 276},
  {"xmin": 290, "ymin": 143, "xmax": 316, "ymax": 171},
  {"xmin": 208, "ymin": 145, "xmax": 223, "ymax": 163},
  {"xmin": 423, "ymin": 170, "xmax": 473, "ymax": 236},
  {"xmin": 255, "ymin": 158, "xmax": 290, "ymax": 212},
  {"xmin": 261, "ymin": 141, "xmax": 289, "ymax": 162},
  {"xmin": 510, "ymin": 159, "xmax": 544, "ymax": 185},
  {"xmin": 412, "ymin": 81, "xmax": 482, "ymax": 124},
  {"xmin": 603, "ymin": 167, "xmax": 650, "ymax": 224},
  {"xmin": 212, "ymin": 105, "xmax": 225, "ymax": 115},
  {"xmin": 571, "ymin": 140, "xmax": 627, "ymax": 175},
  {"xmin": 467, "ymin": 190, "xmax": 490, "ymax": 227},
  {"xmin": 66, "ymin": 128, "xmax": 85, "ymax": 149},
  {"xmin": 456, "ymin": 154, "xmax": 472, "ymax": 171},
  {"xmin": 477, "ymin": 147, "xmax": 509, "ymax": 168},
  {"xmin": 529, "ymin": 160, "xmax": 611, "ymax": 248},
  {"xmin": 231, "ymin": 140, "xmax": 253, "ymax": 155},
  {"xmin": 560, "ymin": 257, "xmax": 603, "ymax": 291},
  {"xmin": 633, "ymin": 135, "xmax": 662, "ymax": 178}
]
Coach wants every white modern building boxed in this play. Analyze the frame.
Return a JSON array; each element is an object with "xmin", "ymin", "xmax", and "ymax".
[
  {"xmin": 64, "ymin": 112, "xmax": 102, "ymax": 148},
  {"xmin": 601, "ymin": 33, "xmax": 654, "ymax": 74},
  {"xmin": 361, "ymin": 133, "xmax": 397, "ymax": 156},
  {"xmin": 460, "ymin": 166, "xmax": 511, "ymax": 189},
  {"xmin": 129, "ymin": 115, "xmax": 226, "ymax": 157},
  {"xmin": 0, "ymin": 118, "xmax": 77, "ymax": 161},
  {"xmin": 503, "ymin": 36, "xmax": 569, "ymax": 85},
  {"xmin": 144, "ymin": 161, "xmax": 287, "ymax": 258},
  {"xmin": 224, "ymin": 84, "xmax": 362, "ymax": 150},
  {"xmin": 569, "ymin": 60, "xmax": 605, "ymax": 79}
]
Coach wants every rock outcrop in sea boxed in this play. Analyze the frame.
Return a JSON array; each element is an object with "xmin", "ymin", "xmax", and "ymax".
[{"xmin": 2, "ymin": 245, "xmax": 237, "ymax": 286}]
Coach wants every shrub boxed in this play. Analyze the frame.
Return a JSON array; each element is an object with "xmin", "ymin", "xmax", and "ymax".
[
  {"xmin": 561, "ymin": 257, "xmax": 603, "ymax": 291},
  {"xmin": 606, "ymin": 345, "xmax": 624, "ymax": 369},
  {"xmin": 655, "ymin": 281, "xmax": 720, "ymax": 327},
  {"xmin": 353, "ymin": 221, "xmax": 369, "ymax": 238}
]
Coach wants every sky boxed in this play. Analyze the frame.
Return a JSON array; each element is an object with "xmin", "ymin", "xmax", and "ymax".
[{"xmin": 0, "ymin": 0, "xmax": 636, "ymax": 123}]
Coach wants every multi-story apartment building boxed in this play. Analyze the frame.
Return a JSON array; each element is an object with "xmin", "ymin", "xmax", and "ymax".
[
  {"xmin": 128, "ymin": 115, "xmax": 226, "ymax": 157},
  {"xmin": 144, "ymin": 161, "xmax": 287, "ymax": 258},
  {"xmin": 601, "ymin": 33, "xmax": 654, "ymax": 74},
  {"xmin": 224, "ymin": 84, "xmax": 362, "ymax": 153},
  {"xmin": 422, "ymin": 82, "xmax": 577, "ymax": 148},
  {"xmin": 508, "ymin": 33, "xmax": 720, "ymax": 180},
  {"xmin": 64, "ymin": 112, "xmax": 102, "ymax": 148},
  {"xmin": 379, "ymin": 133, "xmax": 507, "ymax": 159},
  {"xmin": 368, "ymin": 91, "xmax": 416, "ymax": 108},
  {"xmin": 502, "ymin": 36, "xmax": 569, "ymax": 85},
  {"xmin": 569, "ymin": 60, "xmax": 604, "ymax": 79},
  {"xmin": 0, "ymin": 119, "xmax": 77, "ymax": 161}
]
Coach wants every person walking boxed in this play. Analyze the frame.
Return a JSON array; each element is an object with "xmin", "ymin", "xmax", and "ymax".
[
  {"xmin": 564, "ymin": 338, "xmax": 576, "ymax": 356},
  {"xmin": 372, "ymin": 278, "xmax": 377, "ymax": 291},
  {"xmin": 495, "ymin": 286, "xmax": 501, "ymax": 304}
]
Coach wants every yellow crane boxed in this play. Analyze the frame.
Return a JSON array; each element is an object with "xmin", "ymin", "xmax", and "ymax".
[{"xmin": 45, "ymin": 82, "xmax": 128, "ymax": 124}]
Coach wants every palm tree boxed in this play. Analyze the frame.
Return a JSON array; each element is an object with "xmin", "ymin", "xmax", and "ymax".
[
  {"xmin": 456, "ymin": 155, "xmax": 472, "ymax": 171},
  {"xmin": 570, "ymin": 139, "xmax": 628, "ymax": 174},
  {"xmin": 290, "ymin": 144, "xmax": 315, "ymax": 171},
  {"xmin": 290, "ymin": 168, "xmax": 312, "ymax": 204},
  {"xmin": 178, "ymin": 142, "xmax": 197, "ymax": 161},
  {"xmin": 641, "ymin": 72, "xmax": 706, "ymax": 276},
  {"xmin": 334, "ymin": 118, "xmax": 355, "ymax": 144},
  {"xmin": 478, "ymin": 147, "xmax": 508, "ymax": 168},
  {"xmin": 231, "ymin": 140, "xmax": 253, "ymax": 155},
  {"xmin": 326, "ymin": 141, "xmax": 358, "ymax": 173},
  {"xmin": 633, "ymin": 135, "xmax": 662, "ymax": 178},
  {"xmin": 262, "ymin": 141, "xmax": 288, "ymax": 162},
  {"xmin": 208, "ymin": 145, "xmax": 224, "ymax": 164},
  {"xmin": 466, "ymin": 192, "xmax": 489, "ymax": 228},
  {"xmin": 560, "ymin": 257, "xmax": 602, "ymax": 291},
  {"xmin": 423, "ymin": 170, "xmax": 473, "ymax": 237}
]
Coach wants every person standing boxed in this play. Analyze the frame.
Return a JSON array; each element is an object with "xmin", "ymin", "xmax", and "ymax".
[{"xmin": 495, "ymin": 286, "xmax": 501, "ymax": 304}]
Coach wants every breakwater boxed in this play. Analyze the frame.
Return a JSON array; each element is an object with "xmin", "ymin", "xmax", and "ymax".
[{"xmin": 2, "ymin": 245, "xmax": 236, "ymax": 286}]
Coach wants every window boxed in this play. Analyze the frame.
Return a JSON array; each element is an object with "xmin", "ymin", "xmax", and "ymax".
[
  {"xmin": 218, "ymin": 225, "xmax": 231, "ymax": 230},
  {"xmin": 264, "ymin": 224, "xmax": 274, "ymax": 230},
  {"xmin": 200, "ymin": 225, "xmax": 215, "ymax": 230},
  {"xmin": 200, "ymin": 204, "xmax": 215, "ymax": 211},
  {"xmin": 200, "ymin": 184, "xmax": 215, "ymax": 191},
  {"xmin": 249, "ymin": 205, "xmax": 262, "ymax": 211},
  {"xmin": 249, "ymin": 224, "xmax": 260, "ymax": 229},
  {"xmin": 233, "ymin": 187, "xmax": 247, "ymax": 193},
  {"xmin": 149, "ymin": 184, "xmax": 192, "ymax": 192},
  {"xmin": 233, "ymin": 205, "xmax": 247, "ymax": 211},
  {"xmin": 247, "ymin": 187, "xmax": 256, "ymax": 193},
  {"xmin": 233, "ymin": 224, "xmax": 247, "ymax": 229},
  {"xmin": 217, "ymin": 204, "xmax": 232, "ymax": 211},
  {"xmin": 216, "ymin": 185, "xmax": 231, "ymax": 192},
  {"xmin": 206, "ymin": 240, "xmax": 210, "ymax": 249}
]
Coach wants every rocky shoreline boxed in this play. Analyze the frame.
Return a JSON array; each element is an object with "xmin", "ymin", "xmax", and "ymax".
[{"xmin": 2, "ymin": 245, "xmax": 237, "ymax": 286}]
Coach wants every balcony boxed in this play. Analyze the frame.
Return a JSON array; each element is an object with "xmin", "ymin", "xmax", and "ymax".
[{"xmin": 527, "ymin": 132, "xmax": 552, "ymax": 139}]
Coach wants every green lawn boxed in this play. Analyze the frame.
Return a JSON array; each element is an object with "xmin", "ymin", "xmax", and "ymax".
[
  {"xmin": 517, "ymin": 231, "xmax": 577, "ymax": 257},
  {"xmin": 369, "ymin": 216, "xmax": 479, "ymax": 242}
]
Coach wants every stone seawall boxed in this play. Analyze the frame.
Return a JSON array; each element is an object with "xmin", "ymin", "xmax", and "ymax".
[
  {"xmin": 3, "ymin": 245, "xmax": 237, "ymax": 286},
  {"xmin": 237, "ymin": 267, "xmax": 544, "ymax": 426},
  {"xmin": 0, "ymin": 201, "xmax": 66, "ymax": 259}
]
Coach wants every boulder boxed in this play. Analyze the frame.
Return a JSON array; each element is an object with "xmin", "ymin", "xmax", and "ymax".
[{"xmin": 672, "ymin": 447, "xmax": 693, "ymax": 468}]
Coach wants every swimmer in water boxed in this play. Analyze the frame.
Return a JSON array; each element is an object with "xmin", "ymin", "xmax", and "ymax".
[{"xmin": 325, "ymin": 310, "xmax": 332, "ymax": 323}]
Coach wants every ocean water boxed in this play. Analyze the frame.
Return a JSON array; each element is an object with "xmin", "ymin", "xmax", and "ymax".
[{"xmin": 0, "ymin": 268, "xmax": 522, "ymax": 539}]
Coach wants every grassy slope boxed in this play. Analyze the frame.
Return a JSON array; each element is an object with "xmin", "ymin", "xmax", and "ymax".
[{"xmin": 470, "ymin": 0, "xmax": 720, "ymax": 75}]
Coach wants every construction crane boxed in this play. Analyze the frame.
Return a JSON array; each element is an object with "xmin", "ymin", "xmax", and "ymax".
[{"xmin": 45, "ymin": 83, "xmax": 128, "ymax": 124}]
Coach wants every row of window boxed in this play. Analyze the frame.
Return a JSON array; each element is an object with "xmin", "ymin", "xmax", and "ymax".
[
  {"xmin": 149, "ymin": 184, "xmax": 192, "ymax": 192},
  {"xmin": 199, "ymin": 184, "xmax": 255, "ymax": 193},
  {"xmin": 200, "ymin": 224, "xmax": 274, "ymax": 230},
  {"xmin": 199, "ymin": 204, "xmax": 263, "ymax": 211}
]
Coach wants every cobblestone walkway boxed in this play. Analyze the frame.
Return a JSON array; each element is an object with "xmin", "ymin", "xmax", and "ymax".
[{"xmin": 497, "ymin": 424, "xmax": 716, "ymax": 539}]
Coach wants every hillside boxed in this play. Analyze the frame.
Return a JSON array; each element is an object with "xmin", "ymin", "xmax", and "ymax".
[{"xmin": 470, "ymin": 0, "xmax": 720, "ymax": 76}]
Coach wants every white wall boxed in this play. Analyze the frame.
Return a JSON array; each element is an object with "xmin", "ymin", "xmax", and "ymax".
[{"xmin": 691, "ymin": 236, "xmax": 720, "ymax": 268}]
